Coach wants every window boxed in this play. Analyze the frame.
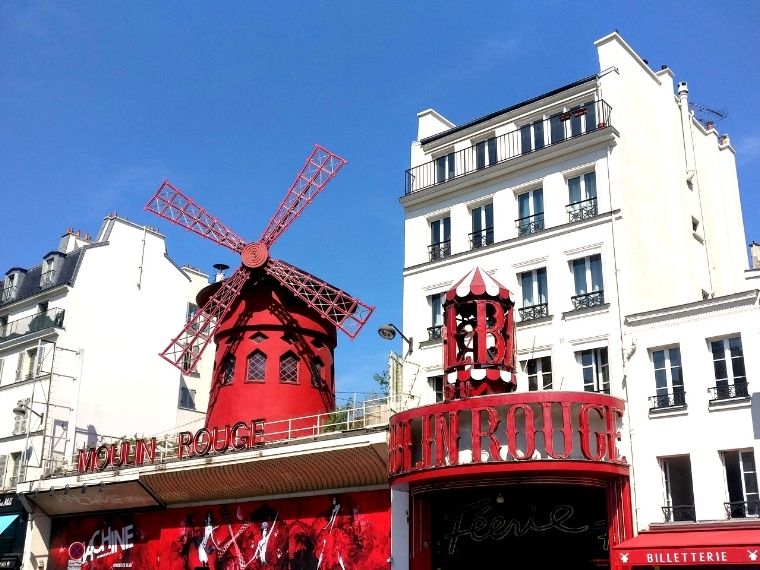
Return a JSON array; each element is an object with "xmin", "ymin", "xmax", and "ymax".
[
  {"xmin": 710, "ymin": 337, "xmax": 748, "ymax": 400},
  {"xmin": 16, "ymin": 348, "xmax": 39, "ymax": 382},
  {"xmin": 554, "ymin": 101, "xmax": 598, "ymax": 140},
  {"xmin": 0, "ymin": 316, "xmax": 7, "ymax": 338},
  {"xmin": 650, "ymin": 347, "xmax": 685, "ymax": 409},
  {"xmin": 571, "ymin": 254, "xmax": 604, "ymax": 309},
  {"xmin": 428, "ymin": 293, "xmax": 444, "ymax": 340},
  {"xmin": 523, "ymin": 357, "xmax": 552, "ymax": 391},
  {"xmin": 567, "ymin": 172, "xmax": 598, "ymax": 222},
  {"xmin": 246, "ymin": 350, "xmax": 267, "ymax": 383},
  {"xmin": 429, "ymin": 375, "xmax": 444, "ymax": 402},
  {"xmin": 9, "ymin": 453, "xmax": 22, "ymax": 488},
  {"xmin": 661, "ymin": 456, "xmax": 696, "ymax": 521},
  {"xmin": 280, "ymin": 352, "xmax": 299, "ymax": 383},
  {"xmin": 516, "ymin": 188, "xmax": 544, "ymax": 236},
  {"xmin": 1, "ymin": 274, "xmax": 18, "ymax": 303},
  {"xmin": 435, "ymin": 152, "xmax": 455, "ymax": 183},
  {"xmin": 475, "ymin": 137, "xmax": 498, "ymax": 170},
  {"xmin": 220, "ymin": 354, "xmax": 235, "ymax": 385},
  {"xmin": 518, "ymin": 268, "xmax": 548, "ymax": 321},
  {"xmin": 311, "ymin": 358, "xmax": 324, "ymax": 387},
  {"xmin": 178, "ymin": 387, "xmax": 196, "ymax": 410},
  {"xmin": 520, "ymin": 119, "xmax": 545, "ymax": 154},
  {"xmin": 40, "ymin": 258, "xmax": 56, "ymax": 287},
  {"xmin": 181, "ymin": 343, "xmax": 200, "ymax": 374},
  {"xmin": 12, "ymin": 399, "xmax": 28, "ymax": 435},
  {"xmin": 723, "ymin": 450, "xmax": 759, "ymax": 518},
  {"xmin": 579, "ymin": 347, "xmax": 609, "ymax": 393},
  {"xmin": 470, "ymin": 203, "xmax": 494, "ymax": 249},
  {"xmin": 429, "ymin": 216, "xmax": 451, "ymax": 261}
]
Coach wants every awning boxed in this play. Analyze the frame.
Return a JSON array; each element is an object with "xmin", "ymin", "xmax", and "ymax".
[
  {"xmin": 446, "ymin": 267, "xmax": 511, "ymax": 301},
  {"xmin": 612, "ymin": 528, "xmax": 760, "ymax": 565},
  {"xmin": 0, "ymin": 514, "xmax": 18, "ymax": 535}
]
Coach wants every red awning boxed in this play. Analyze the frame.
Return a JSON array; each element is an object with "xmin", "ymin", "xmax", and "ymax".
[
  {"xmin": 446, "ymin": 267, "xmax": 511, "ymax": 301},
  {"xmin": 612, "ymin": 527, "xmax": 760, "ymax": 566}
]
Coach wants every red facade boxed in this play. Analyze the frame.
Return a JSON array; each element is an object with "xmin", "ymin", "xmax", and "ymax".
[{"xmin": 48, "ymin": 490, "xmax": 390, "ymax": 570}]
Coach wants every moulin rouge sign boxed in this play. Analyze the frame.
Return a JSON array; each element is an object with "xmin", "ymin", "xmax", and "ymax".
[
  {"xmin": 389, "ymin": 392, "xmax": 626, "ymax": 477},
  {"xmin": 78, "ymin": 419, "xmax": 265, "ymax": 474}
]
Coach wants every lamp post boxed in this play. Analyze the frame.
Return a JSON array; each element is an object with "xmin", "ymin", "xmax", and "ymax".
[{"xmin": 377, "ymin": 323, "xmax": 413, "ymax": 358}]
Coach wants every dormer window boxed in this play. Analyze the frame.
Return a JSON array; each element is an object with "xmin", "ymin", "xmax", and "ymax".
[
  {"xmin": 2, "ymin": 270, "xmax": 25, "ymax": 303},
  {"xmin": 40, "ymin": 252, "xmax": 63, "ymax": 288}
]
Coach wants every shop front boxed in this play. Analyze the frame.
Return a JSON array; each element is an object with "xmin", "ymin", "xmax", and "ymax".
[{"xmin": 0, "ymin": 493, "xmax": 26, "ymax": 570}]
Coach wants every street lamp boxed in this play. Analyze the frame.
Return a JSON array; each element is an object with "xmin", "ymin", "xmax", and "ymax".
[
  {"xmin": 12, "ymin": 401, "xmax": 43, "ymax": 421},
  {"xmin": 377, "ymin": 323, "xmax": 413, "ymax": 358}
]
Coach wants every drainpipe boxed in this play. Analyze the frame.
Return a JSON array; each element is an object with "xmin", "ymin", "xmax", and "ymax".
[{"xmin": 677, "ymin": 82, "xmax": 696, "ymax": 184}]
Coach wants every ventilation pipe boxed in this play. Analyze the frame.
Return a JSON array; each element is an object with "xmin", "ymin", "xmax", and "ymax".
[{"xmin": 677, "ymin": 81, "xmax": 696, "ymax": 183}]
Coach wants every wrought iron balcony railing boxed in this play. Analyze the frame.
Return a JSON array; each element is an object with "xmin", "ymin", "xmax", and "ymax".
[
  {"xmin": 725, "ymin": 500, "xmax": 760, "ymax": 519},
  {"xmin": 469, "ymin": 228, "xmax": 494, "ymax": 250},
  {"xmin": 40, "ymin": 270, "xmax": 57, "ymax": 288},
  {"xmin": 428, "ymin": 240, "xmax": 451, "ymax": 261},
  {"xmin": 649, "ymin": 390, "xmax": 687, "ymax": 411},
  {"xmin": 709, "ymin": 382, "xmax": 750, "ymax": 401},
  {"xmin": 519, "ymin": 303, "xmax": 549, "ymax": 321},
  {"xmin": 405, "ymin": 100, "xmax": 613, "ymax": 194},
  {"xmin": 515, "ymin": 214, "xmax": 545, "ymax": 236},
  {"xmin": 566, "ymin": 197, "xmax": 598, "ymax": 222},
  {"xmin": 571, "ymin": 290, "xmax": 604, "ymax": 310},
  {"xmin": 662, "ymin": 504, "xmax": 696, "ymax": 522},
  {"xmin": 427, "ymin": 325, "xmax": 443, "ymax": 341},
  {"xmin": 1, "ymin": 286, "xmax": 18, "ymax": 303},
  {"xmin": 0, "ymin": 308, "xmax": 65, "ymax": 341}
]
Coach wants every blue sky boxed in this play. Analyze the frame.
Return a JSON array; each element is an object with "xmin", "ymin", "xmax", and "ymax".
[{"xmin": 1, "ymin": 2, "xmax": 759, "ymax": 404}]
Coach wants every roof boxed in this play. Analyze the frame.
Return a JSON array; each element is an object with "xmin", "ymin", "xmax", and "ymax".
[
  {"xmin": 420, "ymin": 75, "xmax": 598, "ymax": 145},
  {"xmin": 0, "ymin": 249, "xmax": 84, "ymax": 308}
]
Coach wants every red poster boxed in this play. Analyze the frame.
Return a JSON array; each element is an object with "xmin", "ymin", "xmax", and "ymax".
[{"xmin": 49, "ymin": 490, "xmax": 390, "ymax": 570}]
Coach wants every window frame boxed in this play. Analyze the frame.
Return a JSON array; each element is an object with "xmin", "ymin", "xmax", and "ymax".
[
  {"xmin": 220, "ymin": 354, "xmax": 235, "ymax": 385},
  {"xmin": 279, "ymin": 351, "xmax": 299, "ymax": 384},
  {"xmin": 434, "ymin": 152, "xmax": 455, "ymax": 183},
  {"xmin": 651, "ymin": 346, "xmax": 685, "ymax": 406},
  {"xmin": 711, "ymin": 336, "xmax": 746, "ymax": 390},
  {"xmin": 516, "ymin": 187, "xmax": 544, "ymax": 236},
  {"xmin": 570, "ymin": 254, "xmax": 604, "ymax": 307},
  {"xmin": 519, "ymin": 267, "xmax": 548, "ymax": 310},
  {"xmin": 245, "ymin": 350, "xmax": 267, "ymax": 383},
  {"xmin": 722, "ymin": 449, "xmax": 759, "ymax": 518},
  {"xmin": 523, "ymin": 356, "xmax": 552, "ymax": 391},
  {"xmin": 470, "ymin": 202, "xmax": 494, "ymax": 249},
  {"xmin": 578, "ymin": 347, "xmax": 610, "ymax": 394}
]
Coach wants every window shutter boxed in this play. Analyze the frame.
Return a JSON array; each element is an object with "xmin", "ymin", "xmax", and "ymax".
[{"xmin": 0, "ymin": 455, "xmax": 7, "ymax": 487}]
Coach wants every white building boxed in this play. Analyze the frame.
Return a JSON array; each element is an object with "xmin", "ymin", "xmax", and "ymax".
[
  {"xmin": 0, "ymin": 215, "xmax": 213, "ymax": 492},
  {"xmin": 399, "ymin": 30, "xmax": 757, "ymax": 546}
]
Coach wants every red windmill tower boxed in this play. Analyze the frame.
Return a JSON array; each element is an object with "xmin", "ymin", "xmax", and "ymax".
[{"xmin": 145, "ymin": 145, "xmax": 374, "ymax": 432}]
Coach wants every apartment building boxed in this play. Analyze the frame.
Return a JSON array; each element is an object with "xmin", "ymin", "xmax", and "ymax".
[{"xmin": 396, "ymin": 32, "xmax": 757, "ymax": 568}]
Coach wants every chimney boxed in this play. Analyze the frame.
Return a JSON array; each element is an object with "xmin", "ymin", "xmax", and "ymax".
[{"xmin": 751, "ymin": 242, "xmax": 760, "ymax": 270}]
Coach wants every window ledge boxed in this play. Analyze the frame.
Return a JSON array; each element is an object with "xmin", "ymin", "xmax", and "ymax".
[
  {"xmin": 562, "ymin": 303, "xmax": 610, "ymax": 320},
  {"xmin": 648, "ymin": 405, "xmax": 688, "ymax": 419},
  {"xmin": 516, "ymin": 314, "xmax": 553, "ymax": 328},
  {"xmin": 708, "ymin": 397, "xmax": 752, "ymax": 412},
  {"xmin": 419, "ymin": 338, "xmax": 443, "ymax": 349}
]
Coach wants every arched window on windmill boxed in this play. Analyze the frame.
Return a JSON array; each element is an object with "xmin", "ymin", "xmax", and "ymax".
[
  {"xmin": 311, "ymin": 357, "xmax": 324, "ymax": 388},
  {"xmin": 220, "ymin": 354, "xmax": 235, "ymax": 385},
  {"xmin": 246, "ymin": 350, "xmax": 267, "ymax": 383},
  {"xmin": 280, "ymin": 352, "xmax": 299, "ymax": 384}
]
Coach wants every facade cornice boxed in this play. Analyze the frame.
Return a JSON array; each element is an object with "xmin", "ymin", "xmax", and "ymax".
[{"xmin": 624, "ymin": 290, "xmax": 760, "ymax": 327}]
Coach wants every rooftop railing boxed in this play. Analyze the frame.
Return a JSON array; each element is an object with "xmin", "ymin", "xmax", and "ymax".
[{"xmin": 405, "ymin": 99, "xmax": 612, "ymax": 195}]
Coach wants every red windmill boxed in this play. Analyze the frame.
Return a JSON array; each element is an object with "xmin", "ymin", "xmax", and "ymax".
[{"xmin": 145, "ymin": 145, "xmax": 374, "ymax": 432}]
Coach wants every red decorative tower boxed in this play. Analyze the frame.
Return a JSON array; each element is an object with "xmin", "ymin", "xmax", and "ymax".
[
  {"xmin": 442, "ymin": 267, "xmax": 517, "ymax": 400},
  {"xmin": 145, "ymin": 145, "xmax": 374, "ymax": 430}
]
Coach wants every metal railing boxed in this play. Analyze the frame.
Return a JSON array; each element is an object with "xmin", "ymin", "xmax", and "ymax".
[
  {"xmin": 40, "ymin": 270, "xmax": 57, "ymax": 288},
  {"xmin": 469, "ymin": 228, "xmax": 494, "ymax": 250},
  {"xmin": 0, "ymin": 308, "xmax": 65, "ymax": 341},
  {"xmin": 405, "ymin": 100, "xmax": 613, "ymax": 194},
  {"xmin": 649, "ymin": 390, "xmax": 687, "ymax": 411},
  {"xmin": 428, "ymin": 240, "xmax": 451, "ymax": 261},
  {"xmin": 427, "ymin": 325, "xmax": 443, "ymax": 341},
  {"xmin": 515, "ymin": 214, "xmax": 545, "ymax": 236},
  {"xmin": 519, "ymin": 303, "xmax": 549, "ymax": 321},
  {"xmin": 41, "ymin": 395, "xmax": 412, "ymax": 480},
  {"xmin": 1, "ymin": 286, "xmax": 18, "ymax": 303},
  {"xmin": 662, "ymin": 504, "xmax": 696, "ymax": 522},
  {"xmin": 709, "ymin": 382, "xmax": 750, "ymax": 401},
  {"xmin": 725, "ymin": 500, "xmax": 760, "ymax": 519},
  {"xmin": 570, "ymin": 290, "xmax": 604, "ymax": 310},
  {"xmin": 566, "ymin": 197, "xmax": 598, "ymax": 222}
]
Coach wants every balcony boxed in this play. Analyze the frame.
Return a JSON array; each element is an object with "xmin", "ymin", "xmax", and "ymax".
[
  {"xmin": 515, "ymin": 213, "xmax": 545, "ymax": 237},
  {"xmin": 0, "ymin": 308, "xmax": 65, "ymax": 342},
  {"xmin": 469, "ymin": 228, "xmax": 494, "ymax": 250},
  {"xmin": 405, "ymin": 100, "xmax": 613, "ymax": 194},
  {"xmin": 662, "ymin": 504, "xmax": 696, "ymax": 522},
  {"xmin": 519, "ymin": 303, "xmax": 549, "ymax": 322},
  {"xmin": 571, "ymin": 290, "xmax": 604, "ymax": 310},
  {"xmin": 428, "ymin": 240, "xmax": 451, "ymax": 262},
  {"xmin": 709, "ymin": 382, "xmax": 749, "ymax": 402},
  {"xmin": 725, "ymin": 500, "xmax": 760, "ymax": 519},
  {"xmin": 1, "ymin": 286, "xmax": 18, "ymax": 304},
  {"xmin": 427, "ymin": 325, "xmax": 443, "ymax": 341},
  {"xmin": 566, "ymin": 197, "xmax": 598, "ymax": 223},
  {"xmin": 649, "ymin": 390, "xmax": 687, "ymax": 411}
]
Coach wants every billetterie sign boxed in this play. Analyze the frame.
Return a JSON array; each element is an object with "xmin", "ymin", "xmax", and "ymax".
[{"xmin": 78, "ymin": 419, "xmax": 265, "ymax": 474}]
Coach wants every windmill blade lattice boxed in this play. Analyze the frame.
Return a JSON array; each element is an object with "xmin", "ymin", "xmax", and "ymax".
[{"xmin": 145, "ymin": 145, "xmax": 374, "ymax": 374}]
